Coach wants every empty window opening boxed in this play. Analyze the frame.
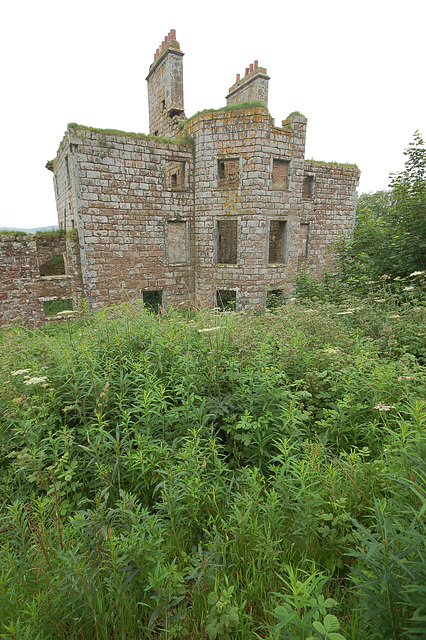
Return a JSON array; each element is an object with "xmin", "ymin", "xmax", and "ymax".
[
  {"xmin": 70, "ymin": 143, "xmax": 78, "ymax": 153},
  {"xmin": 168, "ymin": 221, "xmax": 187, "ymax": 264},
  {"xmin": 300, "ymin": 223, "xmax": 310, "ymax": 261},
  {"xmin": 218, "ymin": 159, "xmax": 239, "ymax": 189},
  {"xmin": 268, "ymin": 221, "xmax": 287, "ymax": 264},
  {"xmin": 216, "ymin": 289, "xmax": 236, "ymax": 312},
  {"xmin": 217, "ymin": 220, "xmax": 237, "ymax": 264},
  {"xmin": 65, "ymin": 156, "xmax": 70, "ymax": 183},
  {"xmin": 166, "ymin": 160, "xmax": 186, "ymax": 189},
  {"xmin": 43, "ymin": 299, "xmax": 73, "ymax": 316},
  {"xmin": 303, "ymin": 175, "xmax": 314, "ymax": 199},
  {"xmin": 154, "ymin": 130, "xmax": 159, "ymax": 136},
  {"xmin": 266, "ymin": 289, "xmax": 285, "ymax": 309},
  {"xmin": 143, "ymin": 290, "xmax": 163, "ymax": 313},
  {"xmin": 168, "ymin": 108, "xmax": 184, "ymax": 119},
  {"xmin": 272, "ymin": 159, "xmax": 290, "ymax": 189},
  {"xmin": 161, "ymin": 99, "xmax": 166, "ymax": 110},
  {"xmin": 39, "ymin": 253, "xmax": 66, "ymax": 276}
]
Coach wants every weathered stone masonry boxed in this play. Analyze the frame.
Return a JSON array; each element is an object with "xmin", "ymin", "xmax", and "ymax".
[
  {"xmin": 0, "ymin": 233, "xmax": 83, "ymax": 326},
  {"xmin": 0, "ymin": 30, "xmax": 359, "ymax": 325}
]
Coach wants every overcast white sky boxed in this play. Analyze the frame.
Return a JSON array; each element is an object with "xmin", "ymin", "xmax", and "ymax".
[{"xmin": 1, "ymin": 0, "xmax": 425, "ymax": 229}]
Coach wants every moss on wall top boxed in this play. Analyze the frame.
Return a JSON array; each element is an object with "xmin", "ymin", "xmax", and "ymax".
[
  {"xmin": 67, "ymin": 123, "xmax": 191, "ymax": 147},
  {"xmin": 0, "ymin": 230, "xmax": 29, "ymax": 237},
  {"xmin": 285, "ymin": 111, "xmax": 306, "ymax": 119},
  {"xmin": 181, "ymin": 101, "xmax": 268, "ymax": 126},
  {"xmin": 305, "ymin": 159, "xmax": 360, "ymax": 170}
]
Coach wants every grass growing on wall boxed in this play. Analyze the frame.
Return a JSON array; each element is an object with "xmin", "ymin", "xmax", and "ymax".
[
  {"xmin": 0, "ymin": 230, "xmax": 29, "ymax": 236},
  {"xmin": 181, "ymin": 101, "xmax": 268, "ymax": 127},
  {"xmin": 67, "ymin": 123, "xmax": 192, "ymax": 147},
  {"xmin": 0, "ymin": 286, "xmax": 425, "ymax": 639}
]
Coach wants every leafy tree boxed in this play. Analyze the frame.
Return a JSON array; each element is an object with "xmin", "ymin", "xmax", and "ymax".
[
  {"xmin": 337, "ymin": 132, "xmax": 426, "ymax": 282},
  {"xmin": 388, "ymin": 130, "xmax": 426, "ymax": 274}
]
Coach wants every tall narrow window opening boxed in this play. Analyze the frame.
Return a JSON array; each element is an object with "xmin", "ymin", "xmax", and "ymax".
[
  {"xmin": 268, "ymin": 220, "xmax": 287, "ymax": 264},
  {"xmin": 303, "ymin": 175, "xmax": 314, "ymax": 199},
  {"xmin": 299, "ymin": 223, "xmax": 310, "ymax": 261},
  {"xmin": 217, "ymin": 220, "xmax": 238, "ymax": 264},
  {"xmin": 65, "ymin": 156, "xmax": 70, "ymax": 184},
  {"xmin": 167, "ymin": 221, "xmax": 187, "ymax": 264}
]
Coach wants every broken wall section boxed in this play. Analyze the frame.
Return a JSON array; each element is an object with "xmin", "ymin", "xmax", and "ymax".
[{"xmin": 0, "ymin": 233, "xmax": 83, "ymax": 327}]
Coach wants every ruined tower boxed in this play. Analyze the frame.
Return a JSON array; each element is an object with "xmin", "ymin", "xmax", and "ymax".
[{"xmin": 146, "ymin": 29, "xmax": 185, "ymax": 138}]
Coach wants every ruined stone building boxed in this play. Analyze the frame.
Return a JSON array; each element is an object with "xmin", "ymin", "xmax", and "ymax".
[{"xmin": 0, "ymin": 30, "xmax": 360, "ymax": 326}]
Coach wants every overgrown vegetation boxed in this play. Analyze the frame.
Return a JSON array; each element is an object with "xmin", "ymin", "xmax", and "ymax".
[
  {"xmin": 180, "ymin": 101, "xmax": 268, "ymax": 126},
  {"xmin": 43, "ymin": 299, "xmax": 73, "ymax": 316},
  {"xmin": 0, "ymin": 283, "xmax": 425, "ymax": 639},
  {"xmin": 0, "ymin": 230, "xmax": 29, "ymax": 237},
  {"xmin": 284, "ymin": 111, "xmax": 306, "ymax": 119},
  {"xmin": 0, "ymin": 133, "xmax": 425, "ymax": 639},
  {"xmin": 0, "ymin": 228, "xmax": 63, "ymax": 238},
  {"xmin": 34, "ymin": 229, "xmax": 65, "ymax": 238},
  {"xmin": 304, "ymin": 160, "xmax": 359, "ymax": 168},
  {"xmin": 66, "ymin": 123, "xmax": 192, "ymax": 148},
  {"xmin": 297, "ymin": 132, "xmax": 426, "ymax": 303},
  {"xmin": 339, "ymin": 131, "xmax": 426, "ymax": 282}
]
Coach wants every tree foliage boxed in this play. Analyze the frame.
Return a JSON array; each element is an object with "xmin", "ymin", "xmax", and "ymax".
[{"xmin": 338, "ymin": 132, "xmax": 426, "ymax": 280}]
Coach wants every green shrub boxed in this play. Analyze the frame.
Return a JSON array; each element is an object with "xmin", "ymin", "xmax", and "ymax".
[{"xmin": 0, "ymin": 299, "xmax": 425, "ymax": 638}]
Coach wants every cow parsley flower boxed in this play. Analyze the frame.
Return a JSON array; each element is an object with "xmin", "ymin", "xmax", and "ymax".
[
  {"xmin": 374, "ymin": 403, "xmax": 395, "ymax": 412},
  {"xmin": 23, "ymin": 376, "xmax": 48, "ymax": 386}
]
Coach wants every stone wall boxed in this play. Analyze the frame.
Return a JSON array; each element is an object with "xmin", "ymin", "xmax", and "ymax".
[
  {"xmin": 0, "ymin": 233, "xmax": 82, "ymax": 327},
  {"xmin": 302, "ymin": 161, "xmax": 360, "ymax": 275},
  {"xmin": 186, "ymin": 107, "xmax": 310, "ymax": 309},
  {"xmin": 55, "ymin": 126, "xmax": 195, "ymax": 311},
  {"xmin": 49, "ymin": 104, "xmax": 359, "ymax": 315}
]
